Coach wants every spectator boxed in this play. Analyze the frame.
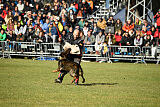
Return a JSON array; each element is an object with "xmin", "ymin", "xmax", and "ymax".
[
  {"xmin": 53, "ymin": 0, "xmax": 60, "ymax": 7},
  {"xmin": 141, "ymin": 26, "xmax": 148, "ymax": 37},
  {"xmin": 84, "ymin": 30, "xmax": 95, "ymax": 45},
  {"xmin": 107, "ymin": 16, "xmax": 115, "ymax": 27},
  {"xmin": 122, "ymin": 19, "xmax": 134, "ymax": 32},
  {"xmin": 33, "ymin": 23, "xmax": 42, "ymax": 36},
  {"xmin": 25, "ymin": 27, "xmax": 35, "ymax": 42},
  {"xmin": 47, "ymin": 23, "xmax": 57, "ymax": 42},
  {"xmin": 17, "ymin": 0, "xmax": 24, "ymax": 13},
  {"xmin": 134, "ymin": 18, "xmax": 142, "ymax": 31},
  {"xmin": 6, "ymin": 30, "xmax": 16, "ymax": 41},
  {"xmin": 144, "ymin": 34, "xmax": 153, "ymax": 47},
  {"xmin": 78, "ymin": 18, "xmax": 85, "ymax": 30},
  {"xmin": 95, "ymin": 30, "xmax": 105, "ymax": 55},
  {"xmin": 7, "ymin": 19, "xmax": 14, "ymax": 32},
  {"xmin": 24, "ymin": 1, "xmax": 31, "ymax": 12},
  {"xmin": 15, "ymin": 22, "xmax": 26, "ymax": 42},
  {"xmin": 154, "ymin": 9, "xmax": 160, "ymax": 32},
  {"xmin": 0, "ymin": 29, "xmax": 6, "ymax": 41},
  {"xmin": 12, "ymin": 6, "xmax": 20, "ymax": 16},
  {"xmin": 36, "ymin": 31, "xmax": 46, "ymax": 43},
  {"xmin": 92, "ymin": 22, "xmax": 99, "ymax": 35},
  {"xmin": 142, "ymin": 19, "xmax": 151, "ymax": 31},
  {"xmin": 147, "ymin": 25, "xmax": 156, "ymax": 37},
  {"xmin": 115, "ymin": 19, "xmax": 122, "ymax": 32},
  {"xmin": 42, "ymin": 19, "xmax": 50, "ymax": 34},
  {"xmin": 120, "ymin": 32, "xmax": 133, "ymax": 46},
  {"xmin": 83, "ymin": 25, "xmax": 88, "ymax": 37},
  {"xmin": 5, "ymin": 11, "xmax": 13, "ymax": 24},
  {"xmin": 97, "ymin": 18, "xmax": 106, "ymax": 31},
  {"xmin": 104, "ymin": 32, "xmax": 116, "ymax": 46},
  {"xmin": 53, "ymin": 5, "xmax": 60, "ymax": 16},
  {"xmin": 114, "ymin": 30, "xmax": 122, "ymax": 45},
  {"xmin": 134, "ymin": 34, "xmax": 143, "ymax": 47}
]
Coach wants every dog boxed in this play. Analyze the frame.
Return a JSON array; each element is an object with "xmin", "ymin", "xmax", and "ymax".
[{"xmin": 53, "ymin": 48, "xmax": 85, "ymax": 84}]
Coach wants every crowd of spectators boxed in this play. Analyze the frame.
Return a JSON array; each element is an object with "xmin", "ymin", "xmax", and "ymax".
[{"xmin": 0, "ymin": 0, "xmax": 160, "ymax": 55}]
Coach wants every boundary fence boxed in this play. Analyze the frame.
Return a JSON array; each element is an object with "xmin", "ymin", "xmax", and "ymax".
[{"xmin": 0, "ymin": 41, "xmax": 160, "ymax": 64}]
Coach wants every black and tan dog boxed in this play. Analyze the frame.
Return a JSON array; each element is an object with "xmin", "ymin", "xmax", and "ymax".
[{"xmin": 53, "ymin": 48, "xmax": 85, "ymax": 84}]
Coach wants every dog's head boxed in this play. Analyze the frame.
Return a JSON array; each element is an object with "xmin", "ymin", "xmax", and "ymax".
[{"xmin": 59, "ymin": 48, "xmax": 71, "ymax": 60}]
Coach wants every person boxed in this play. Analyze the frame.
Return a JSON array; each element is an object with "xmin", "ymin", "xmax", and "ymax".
[
  {"xmin": 95, "ymin": 30, "xmax": 105, "ymax": 55},
  {"xmin": 154, "ymin": 9, "xmax": 160, "ymax": 32},
  {"xmin": 122, "ymin": 19, "xmax": 134, "ymax": 32},
  {"xmin": 84, "ymin": 30, "xmax": 95, "ymax": 53},
  {"xmin": 0, "ymin": 29, "xmax": 6, "ymax": 41},
  {"xmin": 55, "ymin": 29, "xmax": 84, "ymax": 85}
]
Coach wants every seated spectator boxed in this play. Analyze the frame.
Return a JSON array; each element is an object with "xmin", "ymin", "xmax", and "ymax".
[
  {"xmin": 107, "ymin": 16, "xmax": 115, "ymax": 27},
  {"xmin": 83, "ymin": 25, "xmax": 89, "ymax": 37},
  {"xmin": 42, "ymin": 19, "xmax": 50, "ymax": 34},
  {"xmin": 144, "ymin": 34, "xmax": 153, "ymax": 47},
  {"xmin": 95, "ymin": 30, "xmax": 105, "ymax": 55},
  {"xmin": 36, "ymin": 31, "xmax": 46, "ymax": 43},
  {"xmin": 97, "ymin": 18, "xmax": 106, "ymax": 31},
  {"xmin": 17, "ymin": 0, "xmax": 24, "ymax": 13},
  {"xmin": 10, "ymin": 2, "xmax": 16, "ymax": 11},
  {"xmin": 84, "ymin": 30, "xmax": 95, "ymax": 45},
  {"xmin": 120, "ymin": 32, "xmax": 133, "ymax": 46},
  {"xmin": 141, "ymin": 26, "xmax": 148, "ymax": 37},
  {"xmin": 92, "ymin": 22, "xmax": 99, "ymax": 35},
  {"xmin": 12, "ymin": 6, "xmax": 20, "ymax": 16},
  {"xmin": 2, "ymin": 21, "xmax": 7, "ymax": 31},
  {"xmin": 134, "ymin": 34, "xmax": 143, "ymax": 47},
  {"xmin": 68, "ymin": 3, "xmax": 77, "ymax": 13},
  {"xmin": 66, "ymin": 27, "xmax": 73, "ymax": 42},
  {"xmin": 6, "ymin": 30, "xmax": 16, "ymax": 41},
  {"xmin": 134, "ymin": 18, "xmax": 142, "ymax": 31},
  {"xmin": 47, "ymin": 23, "xmax": 57, "ymax": 43},
  {"xmin": 53, "ymin": 16, "xmax": 63, "ymax": 33},
  {"xmin": 154, "ymin": 9, "xmax": 160, "ymax": 31},
  {"xmin": 7, "ymin": 19, "xmax": 14, "ymax": 32},
  {"xmin": 15, "ymin": 22, "xmax": 26, "ymax": 42},
  {"xmin": 104, "ymin": 32, "xmax": 116, "ymax": 46},
  {"xmin": 5, "ymin": 11, "xmax": 13, "ymax": 24},
  {"xmin": 24, "ymin": 1, "xmax": 31, "ymax": 12},
  {"xmin": 53, "ymin": 0, "xmax": 60, "ymax": 7},
  {"xmin": 0, "ymin": 29, "xmax": 6, "ymax": 41},
  {"xmin": 53, "ymin": 5, "xmax": 60, "ymax": 16},
  {"xmin": 115, "ymin": 19, "xmax": 122, "ymax": 32},
  {"xmin": 153, "ymin": 28, "xmax": 160, "ymax": 39},
  {"xmin": 81, "ymin": 0, "xmax": 91, "ymax": 16},
  {"xmin": 142, "ymin": 19, "xmax": 151, "ymax": 31},
  {"xmin": 1, "ymin": 5, "xmax": 9, "ymax": 19},
  {"xmin": 33, "ymin": 24, "xmax": 42, "ymax": 37},
  {"xmin": 147, "ymin": 25, "xmax": 156, "ymax": 37},
  {"xmin": 78, "ymin": 18, "xmax": 85, "ymax": 30},
  {"xmin": 122, "ymin": 19, "xmax": 134, "ymax": 32},
  {"xmin": 25, "ymin": 27, "xmax": 35, "ymax": 42},
  {"xmin": 114, "ymin": 30, "xmax": 122, "ymax": 45}
]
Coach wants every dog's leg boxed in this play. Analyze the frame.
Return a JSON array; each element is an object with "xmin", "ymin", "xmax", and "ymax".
[
  {"xmin": 71, "ymin": 76, "xmax": 76, "ymax": 84},
  {"xmin": 79, "ymin": 66, "xmax": 85, "ymax": 83}
]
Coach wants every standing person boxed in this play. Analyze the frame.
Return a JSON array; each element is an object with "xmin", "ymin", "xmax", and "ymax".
[{"xmin": 54, "ymin": 29, "xmax": 84, "ymax": 85}]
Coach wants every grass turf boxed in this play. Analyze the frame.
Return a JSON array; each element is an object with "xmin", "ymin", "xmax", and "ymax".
[{"xmin": 0, "ymin": 59, "xmax": 160, "ymax": 107}]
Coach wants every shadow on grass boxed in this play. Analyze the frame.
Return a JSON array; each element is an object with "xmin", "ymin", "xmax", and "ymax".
[
  {"xmin": 65, "ymin": 83, "xmax": 118, "ymax": 86},
  {"xmin": 78, "ymin": 83, "xmax": 118, "ymax": 86}
]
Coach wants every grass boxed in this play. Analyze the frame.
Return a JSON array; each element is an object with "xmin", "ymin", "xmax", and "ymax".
[{"xmin": 0, "ymin": 59, "xmax": 160, "ymax": 107}]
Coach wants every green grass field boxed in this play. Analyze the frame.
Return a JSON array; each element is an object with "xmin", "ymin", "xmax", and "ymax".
[{"xmin": 0, "ymin": 59, "xmax": 160, "ymax": 107}]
